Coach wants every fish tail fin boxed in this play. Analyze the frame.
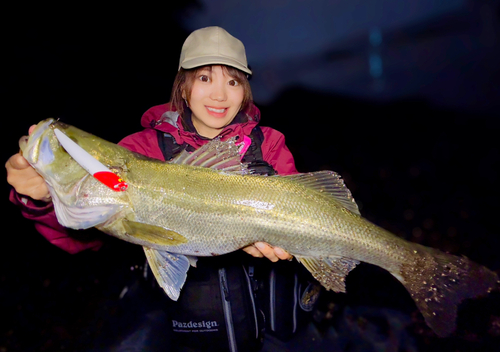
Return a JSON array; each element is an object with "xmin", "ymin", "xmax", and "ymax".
[{"xmin": 396, "ymin": 246, "xmax": 499, "ymax": 337}]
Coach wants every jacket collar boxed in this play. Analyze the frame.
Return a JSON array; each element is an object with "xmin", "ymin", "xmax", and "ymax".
[{"xmin": 144, "ymin": 102, "xmax": 261, "ymax": 149}]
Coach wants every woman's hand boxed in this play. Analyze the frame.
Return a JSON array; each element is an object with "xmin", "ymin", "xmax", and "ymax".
[
  {"xmin": 6, "ymin": 127, "xmax": 51, "ymax": 202},
  {"xmin": 6, "ymin": 152, "xmax": 51, "ymax": 201},
  {"xmin": 243, "ymin": 242, "xmax": 292, "ymax": 262}
]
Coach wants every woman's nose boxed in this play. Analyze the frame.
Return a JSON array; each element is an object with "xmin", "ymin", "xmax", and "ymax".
[{"xmin": 210, "ymin": 84, "xmax": 227, "ymax": 102}]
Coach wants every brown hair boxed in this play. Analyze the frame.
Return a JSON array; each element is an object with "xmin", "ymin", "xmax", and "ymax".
[{"xmin": 170, "ymin": 65, "xmax": 253, "ymax": 126}]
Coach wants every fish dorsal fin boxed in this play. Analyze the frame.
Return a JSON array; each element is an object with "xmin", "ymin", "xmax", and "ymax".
[
  {"xmin": 284, "ymin": 171, "xmax": 360, "ymax": 215},
  {"xmin": 295, "ymin": 255, "xmax": 359, "ymax": 293},
  {"xmin": 170, "ymin": 137, "xmax": 248, "ymax": 173},
  {"xmin": 143, "ymin": 247, "xmax": 193, "ymax": 301}
]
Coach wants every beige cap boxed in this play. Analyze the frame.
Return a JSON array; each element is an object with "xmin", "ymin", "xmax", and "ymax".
[{"xmin": 178, "ymin": 26, "xmax": 252, "ymax": 75}]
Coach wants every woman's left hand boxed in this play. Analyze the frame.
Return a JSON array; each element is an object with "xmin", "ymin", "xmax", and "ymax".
[{"xmin": 243, "ymin": 242, "xmax": 292, "ymax": 262}]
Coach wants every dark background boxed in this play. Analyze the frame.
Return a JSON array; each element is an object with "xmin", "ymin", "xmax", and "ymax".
[{"xmin": 2, "ymin": 1, "xmax": 500, "ymax": 351}]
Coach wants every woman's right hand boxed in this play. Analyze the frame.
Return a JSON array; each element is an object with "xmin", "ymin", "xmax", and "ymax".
[
  {"xmin": 6, "ymin": 152, "xmax": 50, "ymax": 201},
  {"xmin": 6, "ymin": 129, "xmax": 51, "ymax": 202}
]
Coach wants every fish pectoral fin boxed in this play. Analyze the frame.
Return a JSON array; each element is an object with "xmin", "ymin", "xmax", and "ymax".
[
  {"xmin": 144, "ymin": 247, "xmax": 195, "ymax": 301},
  {"xmin": 295, "ymin": 255, "xmax": 359, "ymax": 293},
  {"xmin": 122, "ymin": 219, "xmax": 187, "ymax": 246}
]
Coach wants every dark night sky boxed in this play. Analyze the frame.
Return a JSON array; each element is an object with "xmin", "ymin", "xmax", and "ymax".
[{"xmin": 2, "ymin": 1, "xmax": 500, "ymax": 351}]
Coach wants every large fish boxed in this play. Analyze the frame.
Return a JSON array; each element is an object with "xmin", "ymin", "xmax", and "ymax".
[{"xmin": 20, "ymin": 118, "xmax": 498, "ymax": 337}]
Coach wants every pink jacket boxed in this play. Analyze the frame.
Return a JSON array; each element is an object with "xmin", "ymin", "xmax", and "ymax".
[{"xmin": 10, "ymin": 103, "xmax": 297, "ymax": 254}]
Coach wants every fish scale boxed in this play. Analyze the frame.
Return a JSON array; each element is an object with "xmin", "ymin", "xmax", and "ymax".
[{"xmin": 20, "ymin": 118, "xmax": 499, "ymax": 338}]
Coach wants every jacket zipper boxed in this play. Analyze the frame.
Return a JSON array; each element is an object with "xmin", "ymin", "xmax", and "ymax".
[
  {"xmin": 269, "ymin": 269, "xmax": 276, "ymax": 331},
  {"xmin": 243, "ymin": 265, "xmax": 259, "ymax": 339},
  {"xmin": 293, "ymin": 274, "xmax": 298, "ymax": 333},
  {"xmin": 219, "ymin": 268, "xmax": 237, "ymax": 352}
]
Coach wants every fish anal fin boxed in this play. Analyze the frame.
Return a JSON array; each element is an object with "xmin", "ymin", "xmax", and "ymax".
[
  {"xmin": 123, "ymin": 219, "xmax": 187, "ymax": 246},
  {"xmin": 397, "ymin": 246, "xmax": 499, "ymax": 337},
  {"xmin": 283, "ymin": 171, "xmax": 360, "ymax": 215},
  {"xmin": 295, "ymin": 255, "xmax": 359, "ymax": 293},
  {"xmin": 144, "ymin": 247, "xmax": 194, "ymax": 301}
]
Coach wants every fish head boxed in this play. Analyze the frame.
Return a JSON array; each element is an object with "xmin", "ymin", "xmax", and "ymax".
[
  {"xmin": 20, "ymin": 118, "xmax": 131, "ymax": 229},
  {"xmin": 20, "ymin": 119, "xmax": 89, "ymax": 187}
]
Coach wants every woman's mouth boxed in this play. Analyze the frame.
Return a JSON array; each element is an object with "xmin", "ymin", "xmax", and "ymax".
[{"xmin": 206, "ymin": 106, "xmax": 228, "ymax": 117}]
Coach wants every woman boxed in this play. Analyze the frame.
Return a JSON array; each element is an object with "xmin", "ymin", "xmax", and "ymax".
[{"xmin": 6, "ymin": 27, "xmax": 317, "ymax": 351}]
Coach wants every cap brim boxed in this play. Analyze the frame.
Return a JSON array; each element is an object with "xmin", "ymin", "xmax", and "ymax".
[{"xmin": 180, "ymin": 56, "xmax": 252, "ymax": 75}]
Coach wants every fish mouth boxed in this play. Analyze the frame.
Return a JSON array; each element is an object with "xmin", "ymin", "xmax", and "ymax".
[
  {"xmin": 18, "ymin": 135, "xmax": 29, "ymax": 153},
  {"xmin": 20, "ymin": 118, "xmax": 56, "ymax": 164}
]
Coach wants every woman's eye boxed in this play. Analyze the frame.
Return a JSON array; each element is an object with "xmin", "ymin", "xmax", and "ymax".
[
  {"xmin": 228, "ymin": 79, "xmax": 239, "ymax": 86},
  {"xmin": 199, "ymin": 75, "xmax": 210, "ymax": 82}
]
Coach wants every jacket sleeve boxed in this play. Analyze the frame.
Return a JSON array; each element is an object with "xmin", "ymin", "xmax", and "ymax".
[{"xmin": 260, "ymin": 127, "xmax": 298, "ymax": 175}]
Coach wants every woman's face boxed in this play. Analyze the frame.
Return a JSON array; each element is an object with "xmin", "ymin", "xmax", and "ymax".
[{"xmin": 184, "ymin": 65, "xmax": 244, "ymax": 139}]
